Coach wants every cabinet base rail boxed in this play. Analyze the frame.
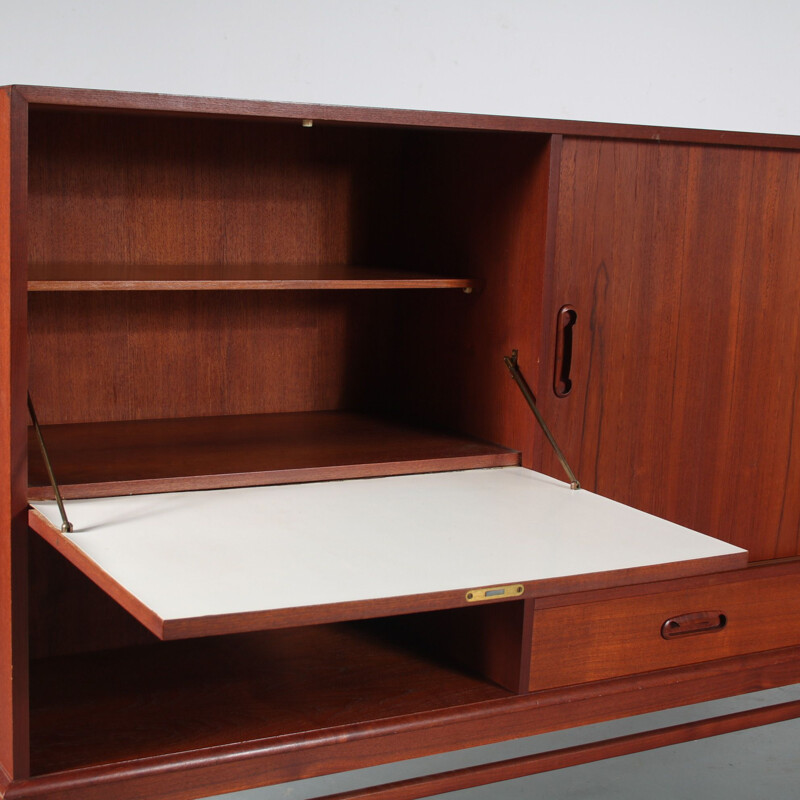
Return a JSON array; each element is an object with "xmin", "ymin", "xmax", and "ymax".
[{"xmin": 312, "ymin": 698, "xmax": 800, "ymax": 800}]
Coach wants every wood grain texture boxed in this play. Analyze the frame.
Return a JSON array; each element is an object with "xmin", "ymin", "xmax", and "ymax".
[
  {"xmin": 27, "ymin": 533, "xmax": 157, "ymax": 660},
  {"xmin": 27, "ymin": 412, "xmax": 519, "ymax": 498},
  {"xmin": 1, "ymin": 764, "xmax": 11, "ymax": 798},
  {"xmin": 529, "ymin": 572, "xmax": 800, "ymax": 690},
  {"xmin": 13, "ymin": 85, "xmax": 800, "ymax": 150},
  {"xmin": 384, "ymin": 133, "xmax": 552, "ymax": 466},
  {"xmin": 531, "ymin": 134, "xmax": 564, "ymax": 470},
  {"xmin": 28, "ymin": 622, "xmax": 513, "ymax": 775},
  {"xmin": 9, "ymin": 644, "xmax": 800, "ymax": 800},
  {"xmin": 24, "ymin": 110, "xmax": 501, "ymax": 431},
  {"xmin": 539, "ymin": 137, "xmax": 800, "ymax": 560},
  {"xmin": 313, "ymin": 698, "xmax": 800, "ymax": 800},
  {"xmin": 27, "ymin": 263, "xmax": 478, "ymax": 291},
  {"xmin": 26, "ymin": 108, "xmax": 407, "ymax": 425},
  {"xmin": 27, "ymin": 109, "xmax": 404, "ymax": 269},
  {"xmin": 374, "ymin": 600, "xmax": 531, "ymax": 693},
  {"xmin": 534, "ymin": 556, "xmax": 800, "ymax": 609},
  {"xmin": 9, "ymin": 87, "xmax": 800, "ymax": 800},
  {"xmin": 0, "ymin": 87, "xmax": 30, "ymax": 780},
  {"xmin": 28, "ymin": 291, "xmax": 393, "ymax": 425}
]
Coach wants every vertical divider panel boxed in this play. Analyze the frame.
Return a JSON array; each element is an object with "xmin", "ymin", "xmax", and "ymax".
[{"xmin": 532, "ymin": 134, "xmax": 564, "ymax": 471}]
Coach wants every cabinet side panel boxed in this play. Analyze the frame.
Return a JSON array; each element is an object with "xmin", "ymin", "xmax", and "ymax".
[
  {"xmin": 540, "ymin": 137, "xmax": 800, "ymax": 560},
  {"xmin": 0, "ymin": 88, "xmax": 30, "ymax": 779}
]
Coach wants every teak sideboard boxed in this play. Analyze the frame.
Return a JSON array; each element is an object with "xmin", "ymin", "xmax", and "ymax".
[{"xmin": 1, "ymin": 86, "xmax": 800, "ymax": 800}]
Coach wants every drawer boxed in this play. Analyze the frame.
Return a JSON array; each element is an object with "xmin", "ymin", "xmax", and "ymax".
[{"xmin": 529, "ymin": 573, "xmax": 800, "ymax": 691}]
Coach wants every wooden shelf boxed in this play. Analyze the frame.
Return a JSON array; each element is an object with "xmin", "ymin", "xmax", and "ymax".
[
  {"xmin": 28, "ymin": 411, "xmax": 519, "ymax": 499},
  {"xmin": 27, "ymin": 264, "xmax": 479, "ymax": 291},
  {"xmin": 29, "ymin": 621, "xmax": 512, "ymax": 775}
]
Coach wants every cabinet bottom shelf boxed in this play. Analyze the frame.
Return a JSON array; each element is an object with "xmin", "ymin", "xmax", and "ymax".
[
  {"xmin": 23, "ymin": 630, "xmax": 800, "ymax": 799},
  {"xmin": 28, "ymin": 411, "xmax": 519, "ymax": 499},
  {"xmin": 29, "ymin": 620, "xmax": 512, "ymax": 776}
]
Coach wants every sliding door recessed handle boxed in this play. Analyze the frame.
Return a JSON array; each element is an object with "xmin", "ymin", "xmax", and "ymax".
[
  {"xmin": 553, "ymin": 305, "xmax": 577, "ymax": 397},
  {"xmin": 661, "ymin": 611, "xmax": 727, "ymax": 639}
]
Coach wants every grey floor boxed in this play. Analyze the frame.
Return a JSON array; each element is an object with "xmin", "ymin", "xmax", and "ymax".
[{"xmin": 205, "ymin": 683, "xmax": 800, "ymax": 800}]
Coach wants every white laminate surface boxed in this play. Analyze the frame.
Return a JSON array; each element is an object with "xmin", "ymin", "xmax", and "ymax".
[{"xmin": 30, "ymin": 467, "xmax": 745, "ymax": 624}]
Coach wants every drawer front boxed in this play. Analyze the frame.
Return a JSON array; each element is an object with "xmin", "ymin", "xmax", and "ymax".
[{"xmin": 529, "ymin": 574, "xmax": 800, "ymax": 691}]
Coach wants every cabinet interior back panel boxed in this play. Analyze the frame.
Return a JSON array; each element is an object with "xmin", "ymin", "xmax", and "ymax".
[
  {"xmin": 28, "ymin": 291, "xmax": 391, "ymax": 423},
  {"xmin": 26, "ymin": 110, "xmax": 402, "ymax": 424},
  {"xmin": 29, "ymin": 467, "xmax": 745, "ymax": 639},
  {"xmin": 27, "ymin": 110, "xmax": 403, "ymax": 267}
]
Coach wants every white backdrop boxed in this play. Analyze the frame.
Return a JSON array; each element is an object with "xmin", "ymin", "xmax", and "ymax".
[{"xmin": 0, "ymin": 0, "xmax": 799, "ymax": 134}]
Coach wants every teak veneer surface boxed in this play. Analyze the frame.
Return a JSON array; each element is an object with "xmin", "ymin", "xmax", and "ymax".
[
  {"xmin": 25, "ymin": 108, "xmax": 521, "ymax": 432},
  {"xmin": 314, "ymin": 698, "xmax": 800, "ymax": 800},
  {"xmin": 27, "ymin": 412, "xmax": 519, "ymax": 498},
  {"xmin": 28, "ymin": 291, "xmax": 395, "ymax": 426},
  {"xmin": 383, "ymin": 133, "xmax": 552, "ymax": 468},
  {"xmin": 27, "ymin": 109, "xmax": 405, "ymax": 270},
  {"xmin": 19, "ymin": 643, "xmax": 800, "ymax": 800},
  {"xmin": 0, "ymin": 86, "xmax": 30, "ymax": 781},
  {"xmin": 26, "ymin": 107, "xmax": 408, "ymax": 426},
  {"xmin": 540, "ymin": 137, "xmax": 800, "ymax": 560},
  {"xmin": 529, "ymin": 571, "xmax": 800, "ymax": 690},
  {"xmin": 4, "ymin": 85, "xmax": 800, "ymax": 798},
  {"xmin": 27, "ymin": 264, "xmax": 477, "ymax": 291},
  {"xmin": 13, "ymin": 85, "xmax": 800, "ymax": 150},
  {"xmin": 29, "ymin": 623, "xmax": 512, "ymax": 775},
  {"xmin": 27, "ymin": 533, "xmax": 157, "ymax": 661}
]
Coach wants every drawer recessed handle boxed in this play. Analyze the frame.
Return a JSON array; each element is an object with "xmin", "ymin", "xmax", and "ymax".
[
  {"xmin": 554, "ymin": 305, "xmax": 577, "ymax": 397},
  {"xmin": 661, "ymin": 611, "xmax": 727, "ymax": 639}
]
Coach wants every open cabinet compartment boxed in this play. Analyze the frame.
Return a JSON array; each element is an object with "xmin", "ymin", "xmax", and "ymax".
[
  {"xmin": 26, "ymin": 106, "xmax": 551, "ymax": 499},
  {"xmin": 21, "ymin": 102, "xmax": 557, "ymax": 783},
  {"xmin": 28, "ymin": 586, "xmax": 528, "ymax": 776}
]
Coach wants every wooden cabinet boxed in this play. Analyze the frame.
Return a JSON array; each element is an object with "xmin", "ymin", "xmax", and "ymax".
[{"xmin": 1, "ymin": 86, "xmax": 799, "ymax": 800}]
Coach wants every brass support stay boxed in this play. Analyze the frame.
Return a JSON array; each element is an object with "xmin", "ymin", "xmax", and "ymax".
[
  {"xmin": 27, "ymin": 392, "xmax": 73, "ymax": 532},
  {"xmin": 503, "ymin": 350, "xmax": 580, "ymax": 490}
]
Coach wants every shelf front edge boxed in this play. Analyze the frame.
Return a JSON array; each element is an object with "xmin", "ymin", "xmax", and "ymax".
[
  {"xmin": 160, "ymin": 551, "xmax": 748, "ymax": 638},
  {"xmin": 27, "ymin": 453, "xmax": 520, "ymax": 501}
]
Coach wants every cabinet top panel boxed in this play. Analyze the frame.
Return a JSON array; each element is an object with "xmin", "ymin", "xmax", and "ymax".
[
  {"xmin": 6, "ymin": 85, "xmax": 800, "ymax": 149},
  {"xmin": 29, "ymin": 467, "xmax": 746, "ymax": 640}
]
